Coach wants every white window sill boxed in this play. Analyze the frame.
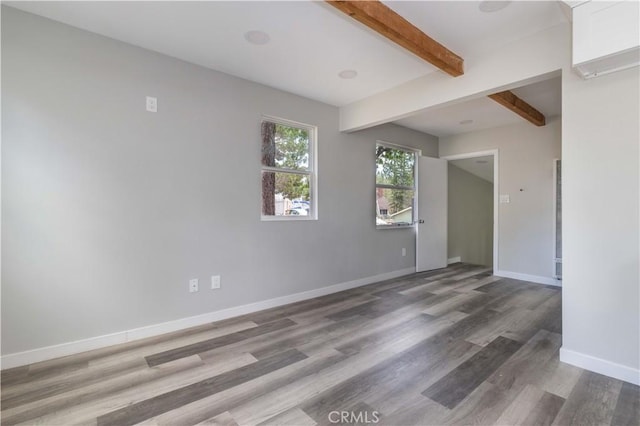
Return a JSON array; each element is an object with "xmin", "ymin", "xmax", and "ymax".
[
  {"xmin": 261, "ymin": 215, "xmax": 317, "ymax": 222},
  {"xmin": 376, "ymin": 224, "xmax": 415, "ymax": 230}
]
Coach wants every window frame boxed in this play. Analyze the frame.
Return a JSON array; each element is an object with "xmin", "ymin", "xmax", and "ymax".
[
  {"xmin": 375, "ymin": 141, "xmax": 420, "ymax": 230},
  {"xmin": 260, "ymin": 115, "xmax": 318, "ymax": 221}
]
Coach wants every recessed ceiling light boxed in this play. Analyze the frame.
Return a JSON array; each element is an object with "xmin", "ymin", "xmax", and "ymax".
[
  {"xmin": 244, "ymin": 30, "xmax": 270, "ymax": 45},
  {"xmin": 479, "ymin": 1, "xmax": 511, "ymax": 13},
  {"xmin": 459, "ymin": 119, "xmax": 474, "ymax": 125},
  {"xmin": 476, "ymin": 160, "xmax": 489, "ymax": 164},
  {"xmin": 338, "ymin": 70, "xmax": 358, "ymax": 79}
]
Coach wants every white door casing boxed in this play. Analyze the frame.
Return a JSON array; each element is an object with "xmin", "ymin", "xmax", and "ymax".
[{"xmin": 440, "ymin": 150, "xmax": 499, "ymax": 273}]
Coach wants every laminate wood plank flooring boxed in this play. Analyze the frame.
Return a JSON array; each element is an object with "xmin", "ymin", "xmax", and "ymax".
[
  {"xmin": 139, "ymin": 349, "xmax": 347, "ymax": 426},
  {"xmin": 611, "ymin": 382, "xmax": 640, "ymax": 426},
  {"xmin": 422, "ymin": 336, "xmax": 523, "ymax": 408},
  {"xmin": 522, "ymin": 391, "xmax": 566, "ymax": 426},
  {"xmin": 146, "ymin": 319, "xmax": 297, "ymax": 367},
  {"xmin": 97, "ymin": 349, "xmax": 309, "ymax": 426},
  {"xmin": 1, "ymin": 264, "xmax": 638, "ymax": 426},
  {"xmin": 493, "ymin": 385, "xmax": 552, "ymax": 426}
]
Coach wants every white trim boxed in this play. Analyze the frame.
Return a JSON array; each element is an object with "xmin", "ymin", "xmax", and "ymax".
[
  {"xmin": 440, "ymin": 149, "xmax": 499, "ymax": 274},
  {"xmin": 260, "ymin": 215, "xmax": 315, "ymax": 222},
  {"xmin": 260, "ymin": 114, "xmax": 318, "ymax": 221},
  {"xmin": 376, "ymin": 224, "xmax": 414, "ymax": 230},
  {"xmin": 375, "ymin": 140, "xmax": 422, "ymax": 157},
  {"xmin": 552, "ymin": 158, "xmax": 562, "ymax": 280},
  {"xmin": 375, "ymin": 140, "xmax": 421, "ymax": 230},
  {"xmin": 447, "ymin": 256, "xmax": 462, "ymax": 264},
  {"xmin": 261, "ymin": 166, "xmax": 311, "ymax": 176},
  {"xmin": 560, "ymin": 347, "xmax": 640, "ymax": 386},
  {"xmin": 0, "ymin": 267, "xmax": 415, "ymax": 370},
  {"xmin": 495, "ymin": 269, "xmax": 561, "ymax": 287}
]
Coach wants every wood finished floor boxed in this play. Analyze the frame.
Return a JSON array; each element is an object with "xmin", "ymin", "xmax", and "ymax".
[{"xmin": 1, "ymin": 264, "xmax": 638, "ymax": 426}]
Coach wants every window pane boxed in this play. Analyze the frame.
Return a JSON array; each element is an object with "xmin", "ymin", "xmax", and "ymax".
[
  {"xmin": 262, "ymin": 121, "xmax": 310, "ymax": 171},
  {"xmin": 262, "ymin": 171, "xmax": 311, "ymax": 216},
  {"xmin": 376, "ymin": 187, "xmax": 414, "ymax": 226},
  {"xmin": 376, "ymin": 146, "xmax": 414, "ymax": 187}
]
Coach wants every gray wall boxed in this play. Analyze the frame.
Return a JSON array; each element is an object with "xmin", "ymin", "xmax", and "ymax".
[
  {"xmin": 562, "ymin": 66, "xmax": 639, "ymax": 373},
  {"xmin": 448, "ymin": 164, "xmax": 493, "ymax": 267},
  {"xmin": 440, "ymin": 118, "xmax": 561, "ymax": 279},
  {"xmin": 1, "ymin": 8, "xmax": 438, "ymax": 355}
]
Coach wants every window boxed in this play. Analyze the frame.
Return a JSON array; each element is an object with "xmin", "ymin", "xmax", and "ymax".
[
  {"xmin": 375, "ymin": 142, "xmax": 417, "ymax": 227},
  {"xmin": 261, "ymin": 116, "xmax": 317, "ymax": 220}
]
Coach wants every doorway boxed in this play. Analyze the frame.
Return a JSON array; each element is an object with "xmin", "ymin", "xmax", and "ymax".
[{"xmin": 441, "ymin": 150, "xmax": 499, "ymax": 272}]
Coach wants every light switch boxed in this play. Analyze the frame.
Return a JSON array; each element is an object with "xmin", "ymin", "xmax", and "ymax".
[{"xmin": 500, "ymin": 194, "xmax": 510, "ymax": 204}]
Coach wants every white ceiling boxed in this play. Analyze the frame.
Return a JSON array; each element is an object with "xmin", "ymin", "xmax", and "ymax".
[
  {"xmin": 450, "ymin": 156, "xmax": 494, "ymax": 183},
  {"xmin": 6, "ymin": 1, "xmax": 430, "ymax": 106},
  {"xmin": 7, "ymin": 1, "xmax": 567, "ymax": 111},
  {"xmin": 383, "ymin": 1, "xmax": 567, "ymax": 60},
  {"xmin": 394, "ymin": 76, "xmax": 562, "ymax": 137}
]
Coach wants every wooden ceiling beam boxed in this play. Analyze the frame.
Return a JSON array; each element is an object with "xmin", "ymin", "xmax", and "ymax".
[
  {"xmin": 488, "ymin": 90, "xmax": 546, "ymax": 126},
  {"xmin": 326, "ymin": 0, "xmax": 464, "ymax": 77}
]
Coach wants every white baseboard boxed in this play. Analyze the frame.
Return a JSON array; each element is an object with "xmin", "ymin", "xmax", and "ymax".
[
  {"xmin": 560, "ymin": 347, "xmax": 640, "ymax": 385},
  {"xmin": 447, "ymin": 256, "xmax": 462, "ymax": 265},
  {"xmin": 495, "ymin": 269, "xmax": 561, "ymax": 287},
  {"xmin": 0, "ymin": 267, "xmax": 415, "ymax": 370}
]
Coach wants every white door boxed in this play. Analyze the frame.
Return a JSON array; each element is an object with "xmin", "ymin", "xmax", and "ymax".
[{"xmin": 416, "ymin": 156, "xmax": 448, "ymax": 272}]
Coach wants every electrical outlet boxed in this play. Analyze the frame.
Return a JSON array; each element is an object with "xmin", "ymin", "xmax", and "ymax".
[
  {"xmin": 146, "ymin": 96, "xmax": 157, "ymax": 112},
  {"xmin": 402, "ymin": 248, "xmax": 406, "ymax": 257},
  {"xmin": 211, "ymin": 275, "xmax": 221, "ymax": 290},
  {"xmin": 189, "ymin": 278, "xmax": 199, "ymax": 293}
]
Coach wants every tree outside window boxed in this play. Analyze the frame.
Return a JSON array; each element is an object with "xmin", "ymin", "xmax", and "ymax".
[
  {"xmin": 261, "ymin": 117, "xmax": 316, "ymax": 219},
  {"xmin": 376, "ymin": 143, "xmax": 416, "ymax": 227}
]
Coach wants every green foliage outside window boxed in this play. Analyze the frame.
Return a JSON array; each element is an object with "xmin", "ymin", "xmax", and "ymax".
[
  {"xmin": 376, "ymin": 145, "xmax": 415, "ymax": 215},
  {"xmin": 273, "ymin": 125, "xmax": 310, "ymax": 201},
  {"xmin": 261, "ymin": 119, "xmax": 313, "ymax": 217}
]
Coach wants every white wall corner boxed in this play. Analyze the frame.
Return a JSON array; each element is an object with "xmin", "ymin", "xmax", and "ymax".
[
  {"xmin": 494, "ymin": 270, "xmax": 561, "ymax": 287},
  {"xmin": 560, "ymin": 347, "xmax": 640, "ymax": 386},
  {"xmin": 447, "ymin": 256, "xmax": 462, "ymax": 265},
  {"xmin": 0, "ymin": 267, "xmax": 415, "ymax": 370}
]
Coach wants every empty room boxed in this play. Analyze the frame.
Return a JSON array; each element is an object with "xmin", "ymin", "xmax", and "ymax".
[{"xmin": 1, "ymin": 1, "xmax": 639, "ymax": 425}]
